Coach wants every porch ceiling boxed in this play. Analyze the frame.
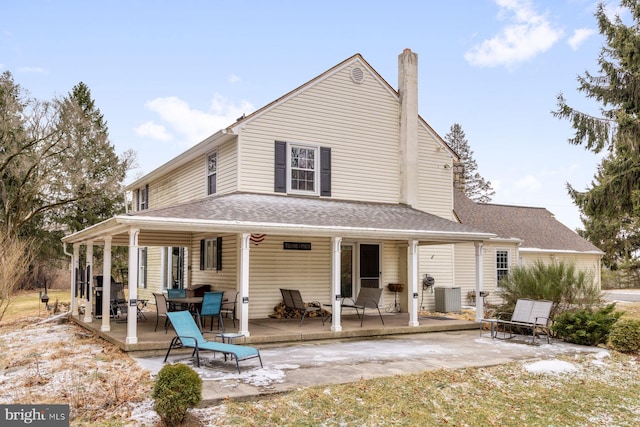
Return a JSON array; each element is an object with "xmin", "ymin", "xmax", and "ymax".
[{"xmin": 62, "ymin": 192, "xmax": 495, "ymax": 245}]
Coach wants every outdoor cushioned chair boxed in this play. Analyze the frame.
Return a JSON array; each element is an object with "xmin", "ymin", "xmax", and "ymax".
[
  {"xmin": 280, "ymin": 288, "xmax": 325, "ymax": 326},
  {"xmin": 164, "ymin": 310, "xmax": 262, "ymax": 373},
  {"xmin": 200, "ymin": 291, "xmax": 225, "ymax": 331},
  {"xmin": 341, "ymin": 287, "xmax": 384, "ymax": 327}
]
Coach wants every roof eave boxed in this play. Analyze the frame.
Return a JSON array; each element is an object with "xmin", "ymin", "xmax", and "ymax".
[
  {"xmin": 125, "ymin": 129, "xmax": 236, "ymax": 190},
  {"xmin": 62, "ymin": 215, "xmax": 496, "ymax": 244},
  {"xmin": 519, "ymin": 247, "xmax": 605, "ymax": 256}
]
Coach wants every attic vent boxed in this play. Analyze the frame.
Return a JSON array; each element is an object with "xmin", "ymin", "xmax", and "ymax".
[{"xmin": 350, "ymin": 67, "xmax": 365, "ymax": 84}]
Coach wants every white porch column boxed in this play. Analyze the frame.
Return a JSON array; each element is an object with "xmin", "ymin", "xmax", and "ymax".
[
  {"xmin": 475, "ymin": 242, "xmax": 484, "ymax": 322},
  {"xmin": 126, "ymin": 228, "xmax": 139, "ymax": 345},
  {"xmin": 71, "ymin": 243, "xmax": 80, "ymax": 316},
  {"xmin": 101, "ymin": 237, "xmax": 112, "ymax": 332},
  {"xmin": 408, "ymin": 240, "xmax": 420, "ymax": 326},
  {"xmin": 239, "ymin": 233, "xmax": 251, "ymax": 336},
  {"xmin": 330, "ymin": 237, "xmax": 342, "ymax": 332},
  {"xmin": 83, "ymin": 241, "xmax": 94, "ymax": 322}
]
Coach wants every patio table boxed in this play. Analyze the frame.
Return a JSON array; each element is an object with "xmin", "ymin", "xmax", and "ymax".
[{"xmin": 166, "ymin": 296, "xmax": 204, "ymax": 327}]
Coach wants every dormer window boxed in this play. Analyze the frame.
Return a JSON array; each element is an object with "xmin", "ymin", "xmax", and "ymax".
[{"xmin": 207, "ymin": 151, "xmax": 217, "ymax": 195}]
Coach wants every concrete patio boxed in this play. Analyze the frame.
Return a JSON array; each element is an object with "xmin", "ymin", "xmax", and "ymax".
[{"xmin": 72, "ymin": 308, "xmax": 480, "ymax": 355}]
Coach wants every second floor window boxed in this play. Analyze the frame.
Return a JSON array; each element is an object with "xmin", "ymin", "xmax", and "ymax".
[
  {"xmin": 138, "ymin": 184, "xmax": 149, "ymax": 210},
  {"xmin": 207, "ymin": 151, "xmax": 217, "ymax": 195},
  {"xmin": 275, "ymin": 141, "xmax": 330, "ymax": 196},
  {"xmin": 496, "ymin": 250, "xmax": 509, "ymax": 286},
  {"xmin": 289, "ymin": 145, "xmax": 317, "ymax": 193}
]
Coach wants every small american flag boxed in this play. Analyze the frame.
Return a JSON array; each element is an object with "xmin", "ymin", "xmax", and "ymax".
[{"xmin": 250, "ymin": 234, "xmax": 266, "ymax": 245}]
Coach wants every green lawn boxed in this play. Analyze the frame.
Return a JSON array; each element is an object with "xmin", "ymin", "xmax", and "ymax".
[
  {"xmin": 1, "ymin": 289, "xmax": 70, "ymax": 323},
  {"xmin": 217, "ymin": 348, "xmax": 639, "ymax": 427}
]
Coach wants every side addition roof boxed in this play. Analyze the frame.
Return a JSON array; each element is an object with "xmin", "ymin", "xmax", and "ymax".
[{"xmin": 453, "ymin": 190, "xmax": 603, "ymax": 254}]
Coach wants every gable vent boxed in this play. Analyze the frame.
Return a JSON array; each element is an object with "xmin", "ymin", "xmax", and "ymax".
[{"xmin": 350, "ymin": 67, "xmax": 365, "ymax": 84}]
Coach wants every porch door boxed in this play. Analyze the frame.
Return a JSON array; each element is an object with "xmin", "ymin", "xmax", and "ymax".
[
  {"xmin": 341, "ymin": 244, "xmax": 355, "ymax": 299},
  {"xmin": 359, "ymin": 243, "xmax": 380, "ymax": 289},
  {"xmin": 171, "ymin": 247, "xmax": 184, "ymax": 289}
]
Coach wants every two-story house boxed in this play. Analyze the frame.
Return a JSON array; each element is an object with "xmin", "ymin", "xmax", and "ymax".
[{"xmin": 62, "ymin": 49, "xmax": 600, "ymax": 345}]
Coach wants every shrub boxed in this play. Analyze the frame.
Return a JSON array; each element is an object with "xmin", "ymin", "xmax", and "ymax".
[
  {"xmin": 0, "ymin": 232, "xmax": 35, "ymax": 323},
  {"xmin": 609, "ymin": 319, "xmax": 640, "ymax": 353},
  {"xmin": 551, "ymin": 303, "xmax": 622, "ymax": 346},
  {"xmin": 152, "ymin": 363, "xmax": 202, "ymax": 425},
  {"xmin": 497, "ymin": 260, "xmax": 601, "ymax": 319}
]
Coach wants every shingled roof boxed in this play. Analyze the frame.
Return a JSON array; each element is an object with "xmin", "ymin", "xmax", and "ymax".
[
  {"xmin": 453, "ymin": 190, "xmax": 602, "ymax": 253},
  {"xmin": 123, "ymin": 192, "xmax": 493, "ymax": 241}
]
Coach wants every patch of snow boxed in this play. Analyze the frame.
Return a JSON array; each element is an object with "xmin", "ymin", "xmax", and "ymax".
[
  {"xmin": 524, "ymin": 359, "xmax": 579, "ymax": 375},
  {"xmin": 127, "ymin": 400, "xmax": 158, "ymax": 426}
]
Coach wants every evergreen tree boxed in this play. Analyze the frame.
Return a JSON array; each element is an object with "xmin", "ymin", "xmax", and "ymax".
[
  {"xmin": 0, "ymin": 72, "xmax": 135, "ymax": 272},
  {"xmin": 553, "ymin": 0, "xmax": 640, "ymax": 268},
  {"xmin": 444, "ymin": 123, "xmax": 495, "ymax": 203}
]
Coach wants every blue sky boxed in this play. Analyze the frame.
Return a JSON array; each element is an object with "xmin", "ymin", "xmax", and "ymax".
[{"xmin": 1, "ymin": 0, "xmax": 623, "ymax": 231}]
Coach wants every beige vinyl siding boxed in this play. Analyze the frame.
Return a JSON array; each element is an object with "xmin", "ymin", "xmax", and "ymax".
[
  {"xmin": 189, "ymin": 234, "xmax": 238, "ymax": 292},
  {"xmin": 483, "ymin": 244, "xmax": 517, "ymax": 306},
  {"xmin": 246, "ymin": 236, "xmax": 332, "ymax": 319},
  {"xmin": 453, "ymin": 242, "xmax": 521, "ymax": 307},
  {"xmin": 135, "ymin": 247, "xmax": 161, "ymax": 303},
  {"xmin": 418, "ymin": 244, "xmax": 455, "ymax": 311},
  {"xmin": 520, "ymin": 251, "xmax": 602, "ymax": 289},
  {"xmin": 238, "ymin": 64, "xmax": 401, "ymax": 203},
  {"xmin": 453, "ymin": 242, "xmax": 477, "ymax": 306},
  {"xmin": 416, "ymin": 126, "xmax": 456, "ymax": 219},
  {"xmin": 380, "ymin": 241, "xmax": 405, "ymax": 311},
  {"xmin": 152, "ymin": 157, "xmax": 206, "ymax": 208},
  {"xmin": 217, "ymin": 139, "xmax": 238, "ymax": 195}
]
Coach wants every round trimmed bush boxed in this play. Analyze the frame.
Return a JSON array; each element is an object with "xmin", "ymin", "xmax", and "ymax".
[
  {"xmin": 152, "ymin": 363, "xmax": 202, "ymax": 425},
  {"xmin": 609, "ymin": 319, "xmax": 640, "ymax": 353}
]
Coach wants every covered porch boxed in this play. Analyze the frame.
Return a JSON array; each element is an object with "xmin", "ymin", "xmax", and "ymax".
[
  {"xmin": 62, "ymin": 193, "xmax": 495, "ymax": 346},
  {"xmin": 71, "ymin": 309, "xmax": 481, "ymax": 355}
]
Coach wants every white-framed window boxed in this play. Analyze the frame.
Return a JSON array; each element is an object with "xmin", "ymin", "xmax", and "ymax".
[
  {"xmin": 138, "ymin": 184, "xmax": 148, "ymax": 210},
  {"xmin": 138, "ymin": 247, "xmax": 147, "ymax": 288},
  {"xmin": 207, "ymin": 151, "xmax": 217, "ymax": 195},
  {"xmin": 496, "ymin": 249, "xmax": 509, "ymax": 286},
  {"xmin": 204, "ymin": 238, "xmax": 217, "ymax": 270},
  {"xmin": 288, "ymin": 143, "xmax": 319, "ymax": 194}
]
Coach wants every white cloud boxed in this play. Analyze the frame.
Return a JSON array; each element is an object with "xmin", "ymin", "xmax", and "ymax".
[
  {"xmin": 465, "ymin": 0, "xmax": 563, "ymax": 68},
  {"xmin": 568, "ymin": 28, "xmax": 595, "ymax": 50},
  {"xmin": 134, "ymin": 121, "xmax": 172, "ymax": 141},
  {"xmin": 139, "ymin": 94, "xmax": 254, "ymax": 146},
  {"xmin": 18, "ymin": 66, "xmax": 47, "ymax": 74},
  {"xmin": 228, "ymin": 74, "xmax": 241, "ymax": 83},
  {"xmin": 515, "ymin": 174, "xmax": 542, "ymax": 191}
]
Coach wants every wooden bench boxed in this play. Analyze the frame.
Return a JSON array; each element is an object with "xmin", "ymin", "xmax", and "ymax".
[{"xmin": 482, "ymin": 299, "xmax": 553, "ymax": 343}]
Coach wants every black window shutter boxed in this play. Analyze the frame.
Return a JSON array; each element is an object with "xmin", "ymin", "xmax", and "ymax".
[
  {"xmin": 199, "ymin": 239, "xmax": 205, "ymax": 270},
  {"xmin": 274, "ymin": 141, "xmax": 287, "ymax": 193},
  {"xmin": 216, "ymin": 237, "xmax": 223, "ymax": 271},
  {"xmin": 145, "ymin": 184, "xmax": 149, "ymax": 209},
  {"xmin": 320, "ymin": 147, "xmax": 331, "ymax": 196}
]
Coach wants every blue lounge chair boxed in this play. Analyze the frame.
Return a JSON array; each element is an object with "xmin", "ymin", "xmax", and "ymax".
[{"xmin": 164, "ymin": 310, "xmax": 262, "ymax": 373}]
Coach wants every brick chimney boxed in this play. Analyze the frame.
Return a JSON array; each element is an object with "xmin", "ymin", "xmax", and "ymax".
[
  {"xmin": 398, "ymin": 48, "xmax": 418, "ymax": 206},
  {"xmin": 453, "ymin": 161, "xmax": 466, "ymax": 192}
]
